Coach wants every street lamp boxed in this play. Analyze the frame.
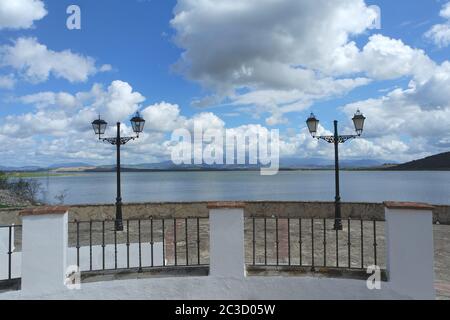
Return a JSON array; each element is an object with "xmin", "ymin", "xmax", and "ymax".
[
  {"xmin": 91, "ymin": 112, "xmax": 146, "ymax": 231},
  {"xmin": 306, "ymin": 110, "xmax": 366, "ymax": 230}
]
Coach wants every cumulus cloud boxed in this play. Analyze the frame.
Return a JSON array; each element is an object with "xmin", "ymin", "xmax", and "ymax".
[
  {"xmin": 341, "ymin": 75, "xmax": 450, "ymax": 157},
  {"xmin": 171, "ymin": 0, "xmax": 377, "ymax": 116},
  {"xmin": 141, "ymin": 102, "xmax": 186, "ymax": 132},
  {"xmin": 0, "ymin": 37, "xmax": 110, "ymax": 83},
  {"xmin": 0, "ymin": 0, "xmax": 47, "ymax": 30},
  {"xmin": 170, "ymin": 0, "xmax": 440, "ymax": 125},
  {"xmin": 425, "ymin": 2, "xmax": 450, "ymax": 48},
  {"xmin": 329, "ymin": 35, "xmax": 436, "ymax": 81},
  {"xmin": 171, "ymin": 0, "xmax": 376, "ymax": 90}
]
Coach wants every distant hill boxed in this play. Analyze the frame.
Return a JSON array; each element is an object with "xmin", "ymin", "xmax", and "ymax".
[
  {"xmin": 85, "ymin": 158, "xmax": 389, "ymax": 172},
  {"xmin": 48, "ymin": 162, "xmax": 92, "ymax": 169},
  {"xmin": 0, "ymin": 158, "xmax": 393, "ymax": 172},
  {"xmin": 0, "ymin": 165, "xmax": 41, "ymax": 172},
  {"xmin": 387, "ymin": 152, "xmax": 450, "ymax": 171}
]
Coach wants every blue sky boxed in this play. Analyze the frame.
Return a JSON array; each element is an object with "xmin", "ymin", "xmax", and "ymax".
[{"xmin": 0, "ymin": 0, "xmax": 450, "ymax": 167}]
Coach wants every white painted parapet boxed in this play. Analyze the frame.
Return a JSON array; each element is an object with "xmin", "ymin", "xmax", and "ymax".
[
  {"xmin": 384, "ymin": 202, "xmax": 435, "ymax": 300},
  {"xmin": 20, "ymin": 206, "xmax": 69, "ymax": 294},
  {"xmin": 208, "ymin": 202, "xmax": 246, "ymax": 278}
]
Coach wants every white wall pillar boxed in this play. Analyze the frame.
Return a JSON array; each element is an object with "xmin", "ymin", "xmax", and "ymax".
[
  {"xmin": 20, "ymin": 206, "xmax": 69, "ymax": 294},
  {"xmin": 384, "ymin": 202, "xmax": 435, "ymax": 300},
  {"xmin": 208, "ymin": 202, "xmax": 245, "ymax": 278}
]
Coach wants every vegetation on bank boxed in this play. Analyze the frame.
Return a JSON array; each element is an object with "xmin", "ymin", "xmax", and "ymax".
[
  {"xmin": 6, "ymin": 171, "xmax": 72, "ymax": 178},
  {"xmin": 0, "ymin": 171, "xmax": 42, "ymax": 207}
]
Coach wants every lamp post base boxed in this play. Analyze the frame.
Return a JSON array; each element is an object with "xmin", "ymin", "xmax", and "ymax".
[
  {"xmin": 333, "ymin": 220, "xmax": 343, "ymax": 231},
  {"xmin": 115, "ymin": 220, "xmax": 124, "ymax": 232}
]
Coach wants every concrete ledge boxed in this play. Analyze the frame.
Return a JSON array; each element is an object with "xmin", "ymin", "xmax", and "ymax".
[
  {"xmin": 81, "ymin": 265, "xmax": 209, "ymax": 283},
  {"xmin": 20, "ymin": 206, "xmax": 69, "ymax": 216},
  {"xmin": 384, "ymin": 202, "xmax": 435, "ymax": 211},
  {"xmin": 0, "ymin": 275, "xmax": 411, "ymax": 300},
  {"xmin": 0, "ymin": 278, "xmax": 21, "ymax": 293},
  {"xmin": 207, "ymin": 202, "xmax": 246, "ymax": 209},
  {"xmin": 247, "ymin": 265, "xmax": 388, "ymax": 282}
]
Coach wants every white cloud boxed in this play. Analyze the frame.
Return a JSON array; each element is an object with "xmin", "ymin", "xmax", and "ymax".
[
  {"xmin": 0, "ymin": 0, "xmax": 47, "ymax": 30},
  {"xmin": 0, "ymin": 37, "xmax": 110, "ymax": 83},
  {"xmin": 141, "ymin": 102, "xmax": 186, "ymax": 132},
  {"xmin": 170, "ymin": 0, "xmax": 439, "ymax": 126},
  {"xmin": 20, "ymin": 92, "xmax": 79, "ymax": 109},
  {"xmin": 171, "ymin": 0, "xmax": 378, "ymax": 120},
  {"xmin": 425, "ymin": 2, "xmax": 450, "ymax": 48},
  {"xmin": 171, "ymin": 0, "xmax": 376, "ymax": 90},
  {"xmin": 329, "ymin": 35, "xmax": 436, "ymax": 81}
]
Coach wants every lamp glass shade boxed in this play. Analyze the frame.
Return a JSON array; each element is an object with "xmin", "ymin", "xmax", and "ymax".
[
  {"xmin": 306, "ymin": 113, "xmax": 319, "ymax": 137},
  {"xmin": 130, "ymin": 112, "xmax": 145, "ymax": 134},
  {"xmin": 352, "ymin": 110, "xmax": 366, "ymax": 136},
  {"xmin": 92, "ymin": 118, "xmax": 107, "ymax": 135}
]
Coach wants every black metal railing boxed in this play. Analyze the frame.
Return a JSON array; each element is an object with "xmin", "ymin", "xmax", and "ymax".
[
  {"xmin": 245, "ymin": 217, "xmax": 384, "ymax": 270},
  {"xmin": 69, "ymin": 217, "xmax": 209, "ymax": 273},
  {"xmin": 0, "ymin": 224, "xmax": 22, "ymax": 281}
]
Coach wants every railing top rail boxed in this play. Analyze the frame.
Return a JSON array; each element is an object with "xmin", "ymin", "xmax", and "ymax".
[
  {"xmin": 70, "ymin": 216, "xmax": 209, "ymax": 224},
  {"xmin": 247, "ymin": 216, "xmax": 381, "ymax": 222},
  {"xmin": 0, "ymin": 224, "xmax": 22, "ymax": 228}
]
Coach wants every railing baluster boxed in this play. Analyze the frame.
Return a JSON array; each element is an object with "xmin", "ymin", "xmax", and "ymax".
[
  {"xmin": 102, "ymin": 220, "xmax": 105, "ymax": 270},
  {"xmin": 264, "ymin": 218, "xmax": 267, "ymax": 265},
  {"xmin": 252, "ymin": 217, "xmax": 256, "ymax": 266},
  {"xmin": 196, "ymin": 218, "xmax": 200, "ymax": 265},
  {"xmin": 89, "ymin": 221, "xmax": 92, "ymax": 271},
  {"xmin": 114, "ymin": 223, "xmax": 117, "ymax": 269},
  {"xmin": 174, "ymin": 218, "xmax": 177, "ymax": 266},
  {"xmin": 162, "ymin": 219, "xmax": 165, "ymax": 266},
  {"xmin": 361, "ymin": 219, "xmax": 364, "ymax": 269},
  {"xmin": 373, "ymin": 220, "xmax": 378, "ymax": 266},
  {"xmin": 8, "ymin": 226, "xmax": 12, "ymax": 280},
  {"xmin": 323, "ymin": 218, "xmax": 327, "ymax": 267},
  {"xmin": 150, "ymin": 217, "xmax": 154, "ymax": 267},
  {"xmin": 299, "ymin": 219, "xmax": 302, "ymax": 266},
  {"xmin": 347, "ymin": 218, "xmax": 351, "ymax": 269},
  {"xmin": 288, "ymin": 218, "xmax": 291, "ymax": 266},
  {"xmin": 76, "ymin": 221, "xmax": 80, "ymax": 269},
  {"xmin": 185, "ymin": 218, "xmax": 189, "ymax": 266},
  {"xmin": 336, "ymin": 225, "xmax": 339, "ymax": 268},
  {"xmin": 311, "ymin": 218, "xmax": 315, "ymax": 271},
  {"xmin": 275, "ymin": 217, "xmax": 279, "ymax": 266},
  {"xmin": 126, "ymin": 219, "xmax": 130, "ymax": 269},
  {"xmin": 138, "ymin": 219, "xmax": 142, "ymax": 272}
]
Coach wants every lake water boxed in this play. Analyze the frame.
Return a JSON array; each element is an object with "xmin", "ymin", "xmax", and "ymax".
[{"xmin": 34, "ymin": 171, "xmax": 450, "ymax": 205}]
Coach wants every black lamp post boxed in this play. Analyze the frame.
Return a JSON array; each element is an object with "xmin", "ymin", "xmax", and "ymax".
[
  {"xmin": 306, "ymin": 110, "xmax": 366, "ymax": 231},
  {"xmin": 91, "ymin": 112, "xmax": 146, "ymax": 231}
]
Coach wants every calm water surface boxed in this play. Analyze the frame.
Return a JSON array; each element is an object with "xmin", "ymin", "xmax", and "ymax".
[{"xmin": 35, "ymin": 171, "xmax": 450, "ymax": 205}]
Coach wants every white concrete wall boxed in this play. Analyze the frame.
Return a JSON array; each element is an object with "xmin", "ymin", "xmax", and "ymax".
[
  {"xmin": 0, "ymin": 225, "xmax": 14, "ymax": 253},
  {"xmin": 21, "ymin": 213, "xmax": 68, "ymax": 293},
  {"xmin": 385, "ymin": 207, "xmax": 435, "ymax": 300},
  {"xmin": 1, "ymin": 243, "xmax": 164, "ymax": 280},
  {"xmin": 209, "ymin": 208, "xmax": 245, "ymax": 278}
]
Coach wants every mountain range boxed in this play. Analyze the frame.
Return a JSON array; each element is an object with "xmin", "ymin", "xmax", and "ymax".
[{"xmin": 0, "ymin": 152, "xmax": 448, "ymax": 172}]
